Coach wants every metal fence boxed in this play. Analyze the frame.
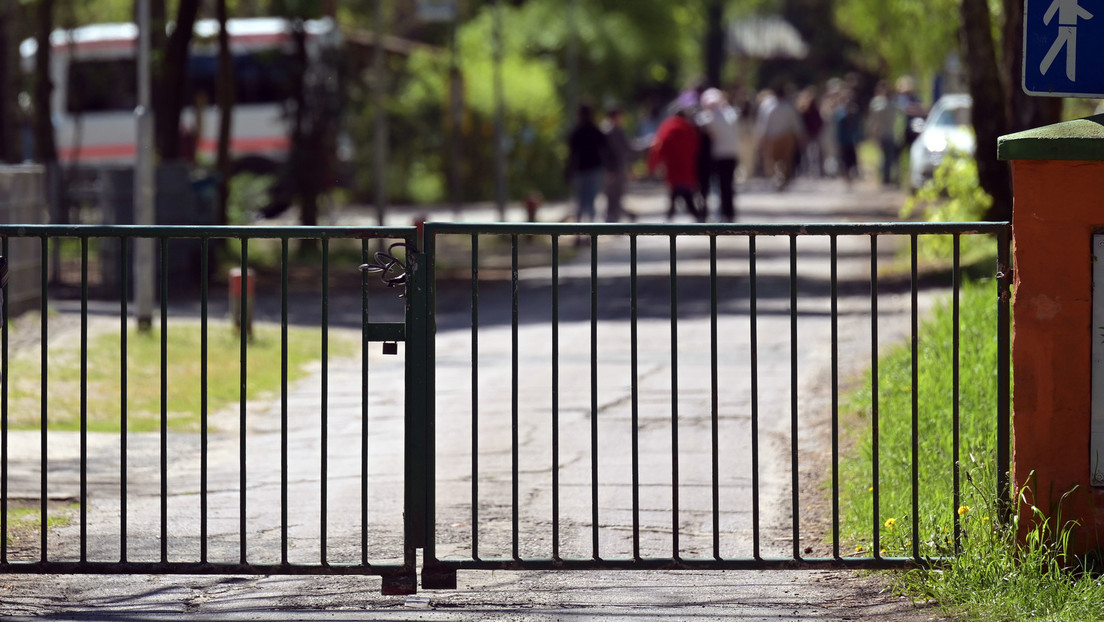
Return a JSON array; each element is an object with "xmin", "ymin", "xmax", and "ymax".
[{"xmin": 0, "ymin": 222, "xmax": 1011, "ymax": 594}]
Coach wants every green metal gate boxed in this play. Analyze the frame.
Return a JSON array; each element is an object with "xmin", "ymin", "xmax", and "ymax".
[
  {"xmin": 0, "ymin": 222, "xmax": 1010, "ymax": 594},
  {"xmin": 415, "ymin": 221, "xmax": 1011, "ymax": 590}
]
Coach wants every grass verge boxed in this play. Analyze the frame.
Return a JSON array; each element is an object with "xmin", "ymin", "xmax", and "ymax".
[
  {"xmin": 839, "ymin": 277, "xmax": 1104, "ymax": 620},
  {"xmin": 4, "ymin": 499, "xmax": 78, "ymax": 554},
  {"xmin": 3, "ymin": 321, "xmax": 357, "ymax": 433}
]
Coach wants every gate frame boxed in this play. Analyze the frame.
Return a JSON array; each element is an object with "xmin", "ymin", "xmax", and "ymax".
[
  {"xmin": 0, "ymin": 222, "xmax": 1011, "ymax": 595},
  {"xmin": 413, "ymin": 221, "xmax": 1012, "ymax": 591}
]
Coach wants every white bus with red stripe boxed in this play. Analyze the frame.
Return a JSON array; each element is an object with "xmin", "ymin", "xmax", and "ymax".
[{"xmin": 20, "ymin": 17, "xmax": 340, "ymax": 172}]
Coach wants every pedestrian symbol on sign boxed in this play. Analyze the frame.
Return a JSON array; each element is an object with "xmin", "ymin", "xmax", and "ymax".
[{"xmin": 1039, "ymin": 0, "xmax": 1093, "ymax": 81}]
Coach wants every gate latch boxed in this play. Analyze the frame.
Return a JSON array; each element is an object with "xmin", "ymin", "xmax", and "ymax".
[{"xmin": 366, "ymin": 322, "xmax": 405, "ymax": 355}]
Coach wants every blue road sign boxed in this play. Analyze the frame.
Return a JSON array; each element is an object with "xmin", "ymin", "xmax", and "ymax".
[{"xmin": 1024, "ymin": 0, "xmax": 1104, "ymax": 97}]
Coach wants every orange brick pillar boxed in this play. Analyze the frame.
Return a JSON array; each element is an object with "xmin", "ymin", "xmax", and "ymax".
[{"xmin": 999, "ymin": 115, "xmax": 1104, "ymax": 553}]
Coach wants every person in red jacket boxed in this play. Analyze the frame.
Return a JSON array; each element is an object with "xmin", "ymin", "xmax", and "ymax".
[{"xmin": 648, "ymin": 95, "xmax": 705, "ymax": 222}]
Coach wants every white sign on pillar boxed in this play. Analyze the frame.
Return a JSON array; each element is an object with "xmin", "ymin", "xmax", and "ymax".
[{"xmin": 1091, "ymin": 234, "xmax": 1104, "ymax": 485}]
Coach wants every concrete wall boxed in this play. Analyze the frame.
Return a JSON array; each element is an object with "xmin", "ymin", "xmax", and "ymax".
[{"xmin": 0, "ymin": 165, "xmax": 45, "ymax": 317}]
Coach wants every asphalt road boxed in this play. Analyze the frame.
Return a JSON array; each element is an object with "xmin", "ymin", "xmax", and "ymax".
[{"xmin": 0, "ymin": 176, "xmax": 953, "ymax": 621}]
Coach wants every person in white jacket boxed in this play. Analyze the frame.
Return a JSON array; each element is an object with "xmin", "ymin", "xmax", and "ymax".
[{"xmin": 697, "ymin": 88, "xmax": 741, "ymax": 221}]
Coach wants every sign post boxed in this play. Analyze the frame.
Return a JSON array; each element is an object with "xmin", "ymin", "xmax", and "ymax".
[{"xmin": 1024, "ymin": 0, "xmax": 1104, "ymax": 97}]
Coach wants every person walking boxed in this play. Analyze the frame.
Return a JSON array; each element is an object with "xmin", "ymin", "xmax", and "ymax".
[
  {"xmin": 896, "ymin": 75, "xmax": 926, "ymax": 150},
  {"xmin": 796, "ymin": 86, "xmax": 825, "ymax": 177},
  {"xmin": 565, "ymin": 101, "xmax": 609, "ymax": 224},
  {"xmin": 601, "ymin": 105, "xmax": 635, "ymax": 222},
  {"xmin": 867, "ymin": 80, "xmax": 901, "ymax": 186},
  {"xmin": 697, "ymin": 88, "xmax": 740, "ymax": 221},
  {"xmin": 648, "ymin": 94, "xmax": 705, "ymax": 222},
  {"xmin": 755, "ymin": 88, "xmax": 805, "ymax": 190},
  {"xmin": 833, "ymin": 90, "xmax": 864, "ymax": 189}
]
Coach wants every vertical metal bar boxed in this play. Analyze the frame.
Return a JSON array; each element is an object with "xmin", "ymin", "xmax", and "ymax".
[
  {"xmin": 360, "ymin": 238, "xmax": 369, "ymax": 565},
  {"xmin": 80, "ymin": 237, "xmax": 89, "ymax": 562},
  {"xmin": 471, "ymin": 234, "xmax": 480, "ymax": 559},
  {"xmin": 39, "ymin": 237, "xmax": 47, "ymax": 562},
  {"xmin": 997, "ymin": 226, "xmax": 1012, "ymax": 522},
  {"xmin": 830, "ymin": 235, "xmax": 840, "ymax": 559},
  {"xmin": 281, "ymin": 238, "xmax": 290, "ymax": 565},
  {"xmin": 590, "ymin": 234, "xmax": 600, "ymax": 559},
  {"xmin": 910, "ymin": 234, "xmax": 920, "ymax": 561},
  {"xmin": 120, "ymin": 237, "xmax": 129, "ymax": 561},
  {"xmin": 630, "ymin": 235, "xmax": 640, "ymax": 561},
  {"xmin": 709, "ymin": 235, "xmax": 720, "ymax": 560},
  {"xmin": 239, "ymin": 239, "xmax": 249, "ymax": 564},
  {"xmin": 200, "ymin": 237, "xmax": 209, "ymax": 564},
  {"xmin": 669, "ymin": 235, "xmax": 680, "ymax": 560},
  {"xmin": 0, "ymin": 237, "xmax": 7, "ymax": 564},
  {"xmin": 749, "ymin": 235, "xmax": 761, "ymax": 560},
  {"xmin": 789, "ymin": 235, "xmax": 800, "ymax": 560},
  {"xmin": 952, "ymin": 234, "xmax": 962, "ymax": 553},
  {"xmin": 551, "ymin": 235, "xmax": 560, "ymax": 560},
  {"xmin": 512, "ymin": 234, "xmax": 520, "ymax": 561},
  {"xmin": 320, "ymin": 238, "xmax": 330, "ymax": 565},
  {"xmin": 160, "ymin": 238, "xmax": 169, "ymax": 563},
  {"xmin": 870, "ymin": 235, "xmax": 881, "ymax": 558},
  {"xmin": 413, "ymin": 232, "xmax": 437, "ymax": 570}
]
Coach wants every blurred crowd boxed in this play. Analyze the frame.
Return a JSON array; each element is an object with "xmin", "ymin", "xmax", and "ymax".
[{"xmin": 564, "ymin": 74, "xmax": 930, "ymax": 223}]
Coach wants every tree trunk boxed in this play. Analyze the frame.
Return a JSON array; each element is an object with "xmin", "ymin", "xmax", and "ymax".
[
  {"xmin": 215, "ymin": 0, "xmax": 234, "ymax": 225},
  {"xmin": 153, "ymin": 0, "xmax": 200, "ymax": 160},
  {"xmin": 704, "ymin": 1, "xmax": 724, "ymax": 88},
  {"xmin": 0, "ymin": 0, "xmax": 17, "ymax": 162},
  {"xmin": 32, "ymin": 0, "xmax": 56, "ymax": 163},
  {"xmin": 289, "ymin": 21, "xmax": 320, "ymax": 231},
  {"xmin": 960, "ymin": 0, "xmax": 1012, "ymax": 221},
  {"xmin": 1001, "ymin": 0, "xmax": 1062, "ymax": 131}
]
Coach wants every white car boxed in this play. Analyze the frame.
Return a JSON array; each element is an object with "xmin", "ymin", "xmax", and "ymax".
[{"xmin": 908, "ymin": 94, "xmax": 974, "ymax": 191}]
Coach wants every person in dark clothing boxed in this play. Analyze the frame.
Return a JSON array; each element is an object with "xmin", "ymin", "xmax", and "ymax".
[
  {"xmin": 697, "ymin": 88, "xmax": 740, "ymax": 221},
  {"xmin": 602, "ymin": 105, "xmax": 635, "ymax": 222},
  {"xmin": 696, "ymin": 121, "xmax": 712, "ymax": 217},
  {"xmin": 565, "ymin": 101, "xmax": 610, "ymax": 223},
  {"xmin": 833, "ymin": 90, "xmax": 864, "ymax": 189}
]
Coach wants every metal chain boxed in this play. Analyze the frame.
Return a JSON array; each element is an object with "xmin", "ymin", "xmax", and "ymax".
[{"xmin": 359, "ymin": 242, "xmax": 415, "ymax": 295}]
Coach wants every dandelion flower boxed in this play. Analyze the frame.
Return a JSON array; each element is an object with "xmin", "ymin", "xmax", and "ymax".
[
  {"xmin": 884, "ymin": 518, "xmax": 897, "ymax": 530},
  {"xmin": 855, "ymin": 545, "xmax": 864, "ymax": 552},
  {"xmin": 868, "ymin": 487, "xmax": 874, "ymax": 492},
  {"xmin": 958, "ymin": 505, "xmax": 970, "ymax": 515}
]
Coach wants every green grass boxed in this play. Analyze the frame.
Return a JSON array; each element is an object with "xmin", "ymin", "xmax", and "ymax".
[
  {"xmin": 839, "ymin": 278, "xmax": 1104, "ymax": 620},
  {"xmin": 840, "ymin": 277, "xmax": 1001, "ymax": 557},
  {"xmin": 3, "ymin": 322, "xmax": 357, "ymax": 433},
  {"xmin": 5, "ymin": 502, "xmax": 78, "ymax": 547}
]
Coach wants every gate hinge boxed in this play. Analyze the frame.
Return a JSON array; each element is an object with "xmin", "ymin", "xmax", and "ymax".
[{"xmin": 996, "ymin": 262, "xmax": 1013, "ymax": 302}]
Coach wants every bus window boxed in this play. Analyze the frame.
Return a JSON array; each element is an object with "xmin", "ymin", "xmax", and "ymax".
[
  {"xmin": 234, "ymin": 51, "xmax": 294, "ymax": 104},
  {"xmin": 67, "ymin": 58, "xmax": 137, "ymax": 112},
  {"xmin": 186, "ymin": 56, "xmax": 218, "ymax": 105},
  {"xmin": 184, "ymin": 50, "xmax": 294, "ymax": 106}
]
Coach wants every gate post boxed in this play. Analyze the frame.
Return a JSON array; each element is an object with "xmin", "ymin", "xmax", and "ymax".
[
  {"xmin": 414, "ymin": 227, "xmax": 458, "ymax": 591},
  {"xmin": 999, "ymin": 115, "xmax": 1104, "ymax": 554}
]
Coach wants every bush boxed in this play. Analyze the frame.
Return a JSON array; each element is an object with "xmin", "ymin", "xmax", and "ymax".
[
  {"xmin": 899, "ymin": 152, "xmax": 997, "ymax": 268},
  {"xmin": 902, "ymin": 151, "xmax": 992, "ymax": 223}
]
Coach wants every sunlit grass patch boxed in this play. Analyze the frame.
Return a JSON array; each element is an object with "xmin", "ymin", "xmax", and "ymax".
[{"xmin": 3, "ymin": 322, "xmax": 357, "ymax": 433}]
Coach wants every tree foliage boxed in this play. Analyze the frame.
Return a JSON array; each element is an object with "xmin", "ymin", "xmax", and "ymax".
[
  {"xmin": 831, "ymin": 0, "xmax": 1064, "ymax": 221},
  {"xmin": 834, "ymin": 0, "xmax": 960, "ymax": 86},
  {"xmin": 26, "ymin": 0, "xmax": 1046, "ymax": 217}
]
